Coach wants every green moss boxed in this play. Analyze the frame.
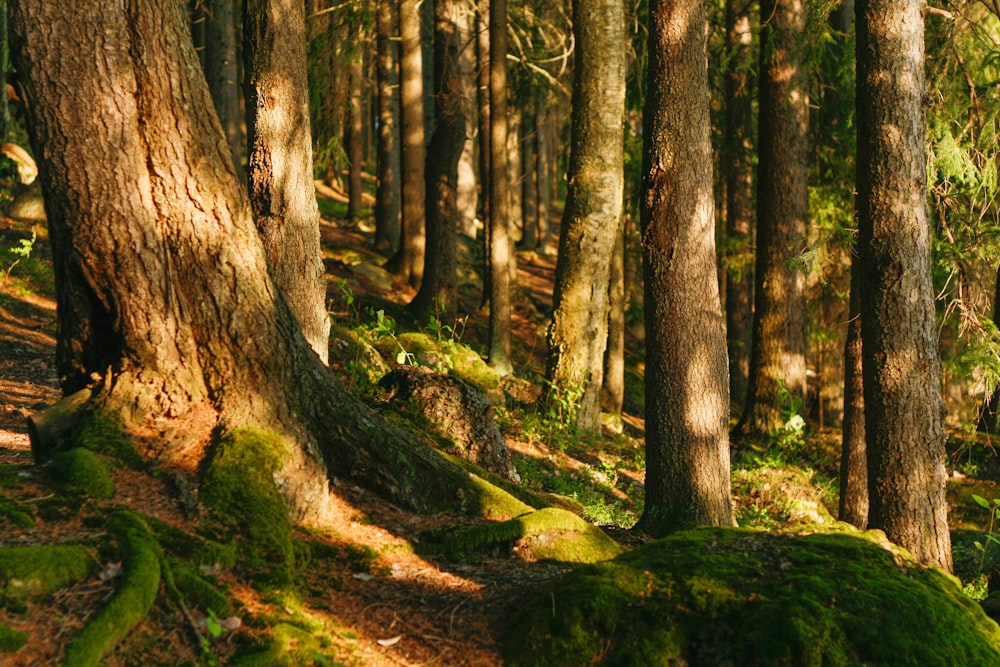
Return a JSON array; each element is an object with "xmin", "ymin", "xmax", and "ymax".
[
  {"xmin": 0, "ymin": 495, "xmax": 34, "ymax": 528},
  {"xmin": 382, "ymin": 333, "xmax": 501, "ymax": 394},
  {"xmin": 67, "ymin": 409, "xmax": 144, "ymax": 470},
  {"xmin": 169, "ymin": 562, "xmax": 232, "ymax": 617},
  {"xmin": 143, "ymin": 514, "xmax": 238, "ymax": 571},
  {"xmin": 0, "ymin": 544, "xmax": 92, "ymax": 598},
  {"xmin": 63, "ymin": 510, "xmax": 161, "ymax": 667},
  {"xmin": 234, "ymin": 622, "xmax": 334, "ymax": 666},
  {"xmin": 48, "ymin": 448, "xmax": 115, "ymax": 500},
  {"xmin": 200, "ymin": 427, "xmax": 296, "ymax": 588},
  {"xmin": 503, "ymin": 527, "xmax": 1000, "ymax": 666},
  {"xmin": 421, "ymin": 507, "xmax": 622, "ymax": 564},
  {"xmin": 0, "ymin": 464, "xmax": 25, "ymax": 489},
  {"xmin": 0, "ymin": 621, "xmax": 27, "ymax": 652}
]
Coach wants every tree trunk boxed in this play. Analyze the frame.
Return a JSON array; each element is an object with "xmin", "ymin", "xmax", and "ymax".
[
  {"xmin": 387, "ymin": 0, "xmax": 427, "ymax": 287},
  {"xmin": 735, "ymin": 0, "xmax": 809, "ymax": 441},
  {"xmin": 203, "ymin": 0, "xmax": 243, "ymax": 180},
  {"xmin": 602, "ymin": 217, "xmax": 625, "ymax": 420},
  {"xmin": 978, "ymin": 266, "xmax": 1000, "ymax": 434},
  {"xmin": 545, "ymin": 0, "xmax": 625, "ymax": 434},
  {"xmin": 839, "ymin": 242, "xmax": 867, "ymax": 528},
  {"xmin": 724, "ymin": 0, "xmax": 755, "ymax": 413},
  {"xmin": 410, "ymin": 0, "xmax": 466, "ymax": 321},
  {"xmin": 638, "ymin": 0, "xmax": 734, "ymax": 535},
  {"xmin": 856, "ymin": 0, "xmax": 952, "ymax": 571},
  {"xmin": 456, "ymin": 3, "xmax": 478, "ymax": 238},
  {"xmin": 11, "ymin": 0, "xmax": 476, "ymax": 524},
  {"xmin": 374, "ymin": 0, "xmax": 401, "ymax": 254},
  {"xmin": 487, "ymin": 0, "xmax": 513, "ymax": 376},
  {"xmin": 244, "ymin": 0, "xmax": 330, "ymax": 364},
  {"xmin": 519, "ymin": 109, "xmax": 538, "ymax": 251},
  {"xmin": 347, "ymin": 19, "xmax": 365, "ymax": 226},
  {"xmin": 536, "ymin": 98, "xmax": 553, "ymax": 253}
]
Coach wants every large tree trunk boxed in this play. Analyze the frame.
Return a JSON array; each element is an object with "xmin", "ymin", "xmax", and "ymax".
[
  {"xmin": 410, "ymin": 0, "xmax": 466, "ymax": 321},
  {"xmin": 723, "ymin": 0, "xmax": 755, "ymax": 413},
  {"xmin": 735, "ymin": 0, "xmax": 809, "ymax": 441},
  {"xmin": 544, "ymin": 0, "xmax": 625, "ymax": 434},
  {"xmin": 638, "ymin": 0, "xmax": 734, "ymax": 535},
  {"xmin": 856, "ymin": 0, "xmax": 951, "ymax": 571},
  {"xmin": 374, "ymin": 0, "xmax": 401, "ymax": 254},
  {"xmin": 387, "ymin": 0, "xmax": 427, "ymax": 287},
  {"xmin": 487, "ymin": 0, "xmax": 513, "ymax": 376},
  {"xmin": 204, "ymin": 0, "xmax": 243, "ymax": 180},
  {"xmin": 11, "ymin": 0, "xmax": 477, "ymax": 524},
  {"xmin": 244, "ymin": 0, "xmax": 330, "ymax": 364}
]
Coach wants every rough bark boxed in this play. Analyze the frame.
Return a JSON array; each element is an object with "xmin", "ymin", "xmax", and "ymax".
[
  {"xmin": 374, "ymin": 0, "xmax": 401, "ymax": 254},
  {"xmin": 487, "ymin": 0, "xmax": 513, "ymax": 376},
  {"xmin": 204, "ymin": 0, "xmax": 242, "ymax": 180},
  {"xmin": 638, "ymin": 0, "xmax": 734, "ymax": 535},
  {"xmin": 856, "ymin": 0, "xmax": 952, "ymax": 570},
  {"xmin": 387, "ymin": 0, "xmax": 427, "ymax": 287},
  {"xmin": 410, "ymin": 0, "xmax": 466, "ymax": 322},
  {"xmin": 839, "ymin": 244, "xmax": 867, "ymax": 528},
  {"xmin": 11, "ymin": 0, "xmax": 485, "ymax": 525},
  {"xmin": 735, "ymin": 0, "xmax": 809, "ymax": 441},
  {"xmin": 724, "ymin": 0, "xmax": 755, "ymax": 412},
  {"xmin": 602, "ymin": 218, "xmax": 626, "ymax": 420},
  {"xmin": 544, "ymin": 0, "xmax": 625, "ymax": 434},
  {"xmin": 244, "ymin": 0, "xmax": 330, "ymax": 364}
]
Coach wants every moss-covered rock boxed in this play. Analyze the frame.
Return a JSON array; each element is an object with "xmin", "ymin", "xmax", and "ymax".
[
  {"xmin": 47, "ymin": 447, "xmax": 115, "ymax": 500},
  {"xmin": 200, "ymin": 427, "xmax": 297, "ymax": 587},
  {"xmin": 63, "ymin": 510, "xmax": 161, "ymax": 667},
  {"xmin": 421, "ymin": 507, "xmax": 622, "ymax": 564},
  {"xmin": 0, "ymin": 544, "xmax": 92, "ymax": 598},
  {"xmin": 377, "ymin": 332, "xmax": 501, "ymax": 396},
  {"xmin": 503, "ymin": 527, "xmax": 1000, "ymax": 666}
]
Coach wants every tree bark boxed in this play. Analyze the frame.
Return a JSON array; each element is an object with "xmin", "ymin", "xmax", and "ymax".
[
  {"xmin": 735, "ymin": 0, "xmax": 809, "ymax": 441},
  {"xmin": 487, "ymin": 0, "xmax": 513, "ymax": 376},
  {"xmin": 374, "ymin": 0, "xmax": 401, "ymax": 254},
  {"xmin": 856, "ymin": 0, "xmax": 952, "ymax": 570},
  {"xmin": 839, "ymin": 242, "xmax": 867, "ymax": 528},
  {"xmin": 347, "ymin": 19, "xmax": 365, "ymax": 226},
  {"xmin": 545, "ymin": 0, "xmax": 625, "ymax": 434},
  {"xmin": 602, "ymin": 218, "xmax": 626, "ymax": 420},
  {"xmin": 204, "ymin": 0, "xmax": 243, "ymax": 180},
  {"xmin": 638, "ymin": 0, "xmax": 734, "ymax": 535},
  {"xmin": 410, "ymin": 0, "xmax": 466, "ymax": 321},
  {"xmin": 11, "ymin": 0, "xmax": 479, "ymax": 525},
  {"xmin": 724, "ymin": 0, "xmax": 755, "ymax": 413},
  {"xmin": 244, "ymin": 0, "xmax": 330, "ymax": 364},
  {"xmin": 387, "ymin": 0, "xmax": 427, "ymax": 287}
]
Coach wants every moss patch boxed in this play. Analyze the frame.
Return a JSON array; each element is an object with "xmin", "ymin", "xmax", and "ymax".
[
  {"xmin": 47, "ymin": 448, "xmax": 115, "ymax": 500},
  {"xmin": 0, "ymin": 621, "xmax": 27, "ymax": 652},
  {"xmin": 0, "ymin": 544, "xmax": 92, "ymax": 598},
  {"xmin": 68, "ymin": 409, "xmax": 144, "ymax": 470},
  {"xmin": 200, "ymin": 427, "xmax": 297, "ymax": 587},
  {"xmin": 63, "ymin": 510, "xmax": 160, "ymax": 667},
  {"xmin": 503, "ymin": 527, "xmax": 1000, "ymax": 666}
]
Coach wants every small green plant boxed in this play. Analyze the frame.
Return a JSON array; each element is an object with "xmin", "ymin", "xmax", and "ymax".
[
  {"xmin": 367, "ymin": 307, "xmax": 415, "ymax": 366},
  {"xmin": 774, "ymin": 380, "xmax": 807, "ymax": 452},
  {"xmin": 971, "ymin": 494, "xmax": 1000, "ymax": 580},
  {"xmin": 335, "ymin": 278, "xmax": 360, "ymax": 322},
  {"xmin": 1, "ymin": 231, "xmax": 35, "ymax": 289}
]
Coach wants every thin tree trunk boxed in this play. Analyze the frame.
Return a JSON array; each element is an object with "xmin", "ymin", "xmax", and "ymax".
[
  {"xmin": 204, "ymin": 0, "xmax": 243, "ymax": 180},
  {"xmin": 476, "ymin": 0, "xmax": 491, "ymax": 303},
  {"xmin": 519, "ymin": 108, "xmax": 538, "ymax": 251},
  {"xmin": 374, "ymin": 0, "xmax": 401, "ymax": 254},
  {"xmin": 602, "ymin": 217, "xmax": 626, "ymax": 421},
  {"xmin": 536, "ymin": 98, "xmax": 553, "ymax": 253},
  {"xmin": 487, "ymin": 0, "xmax": 512, "ymax": 375},
  {"xmin": 639, "ymin": 0, "xmax": 734, "ymax": 535},
  {"xmin": 856, "ymin": 0, "xmax": 951, "ymax": 570},
  {"xmin": 839, "ymin": 242, "xmax": 867, "ymax": 527},
  {"xmin": 347, "ymin": 19, "xmax": 364, "ymax": 226},
  {"xmin": 456, "ymin": 2, "xmax": 478, "ymax": 238}
]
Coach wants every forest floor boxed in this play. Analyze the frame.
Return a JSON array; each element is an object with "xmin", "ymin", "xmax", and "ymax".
[{"xmin": 1, "ymin": 183, "xmax": 999, "ymax": 665}]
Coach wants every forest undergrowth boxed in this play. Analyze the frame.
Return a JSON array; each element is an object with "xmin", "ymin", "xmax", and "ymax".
[{"xmin": 1, "ymin": 185, "xmax": 999, "ymax": 665}]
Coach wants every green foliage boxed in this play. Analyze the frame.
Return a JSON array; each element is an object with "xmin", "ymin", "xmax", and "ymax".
[
  {"xmin": 1, "ymin": 230, "xmax": 34, "ymax": 289},
  {"xmin": 971, "ymin": 494, "xmax": 1000, "ymax": 578},
  {"xmin": 0, "ymin": 621, "xmax": 27, "ymax": 652},
  {"xmin": 503, "ymin": 528, "xmax": 1000, "ymax": 666},
  {"xmin": 200, "ymin": 428, "xmax": 297, "ymax": 588},
  {"xmin": 47, "ymin": 448, "xmax": 115, "ymax": 500}
]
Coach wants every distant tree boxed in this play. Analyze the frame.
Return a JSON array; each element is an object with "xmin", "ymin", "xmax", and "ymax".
[
  {"xmin": 839, "ymin": 243, "xmax": 867, "ymax": 528},
  {"xmin": 346, "ymin": 17, "xmax": 365, "ymax": 226},
  {"xmin": 544, "ymin": 0, "xmax": 626, "ymax": 433},
  {"xmin": 410, "ymin": 0, "xmax": 466, "ymax": 321},
  {"xmin": 244, "ymin": 0, "xmax": 329, "ymax": 363},
  {"xmin": 723, "ymin": 0, "xmax": 755, "ymax": 412},
  {"xmin": 602, "ymin": 220, "xmax": 626, "ymax": 422},
  {"xmin": 202, "ymin": 0, "xmax": 242, "ymax": 179},
  {"xmin": 487, "ymin": 0, "xmax": 513, "ymax": 376},
  {"xmin": 637, "ymin": 0, "xmax": 734, "ymax": 535},
  {"xmin": 387, "ymin": 0, "xmax": 427, "ymax": 287},
  {"xmin": 374, "ymin": 0, "xmax": 401, "ymax": 254},
  {"xmin": 856, "ymin": 0, "xmax": 952, "ymax": 570},
  {"xmin": 735, "ymin": 0, "xmax": 809, "ymax": 441}
]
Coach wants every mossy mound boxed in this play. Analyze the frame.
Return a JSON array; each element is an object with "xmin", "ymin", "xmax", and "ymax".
[
  {"xmin": 63, "ymin": 510, "xmax": 161, "ymax": 667},
  {"xmin": 0, "ymin": 544, "xmax": 92, "ymax": 598},
  {"xmin": 503, "ymin": 527, "xmax": 1000, "ymax": 666},
  {"xmin": 421, "ymin": 506, "xmax": 622, "ymax": 564},
  {"xmin": 378, "ymin": 332, "xmax": 501, "ymax": 396},
  {"xmin": 200, "ymin": 428, "xmax": 297, "ymax": 587},
  {"xmin": 328, "ymin": 323, "xmax": 391, "ymax": 392},
  {"xmin": 47, "ymin": 448, "xmax": 115, "ymax": 500},
  {"xmin": 67, "ymin": 409, "xmax": 145, "ymax": 469}
]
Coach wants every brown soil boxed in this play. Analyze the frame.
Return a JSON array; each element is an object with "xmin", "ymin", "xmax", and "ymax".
[{"xmin": 0, "ymin": 209, "xmax": 602, "ymax": 666}]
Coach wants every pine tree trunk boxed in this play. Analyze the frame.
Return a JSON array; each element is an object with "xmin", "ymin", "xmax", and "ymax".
[
  {"xmin": 244, "ymin": 0, "xmax": 330, "ymax": 364},
  {"xmin": 545, "ymin": 0, "xmax": 625, "ymax": 434},
  {"xmin": 736, "ymin": 0, "xmax": 809, "ymax": 441},
  {"xmin": 602, "ymin": 218, "xmax": 626, "ymax": 420},
  {"xmin": 856, "ymin": 0, "xmax": 951, "ymax": 570},
  {"xmin": 347, "ymin": 20, "xmax": 365, "ymax": 226},
  {"xmin": 839, "ymin": 244, "xmax": 867, "ymax": 528},
  {"xmin": 638, "ymin": 0, "xmax": 734, "ymax": 535},
  {"xmin": 374, "ymin": 0, "xmax": 401, "ymax": 254}
]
